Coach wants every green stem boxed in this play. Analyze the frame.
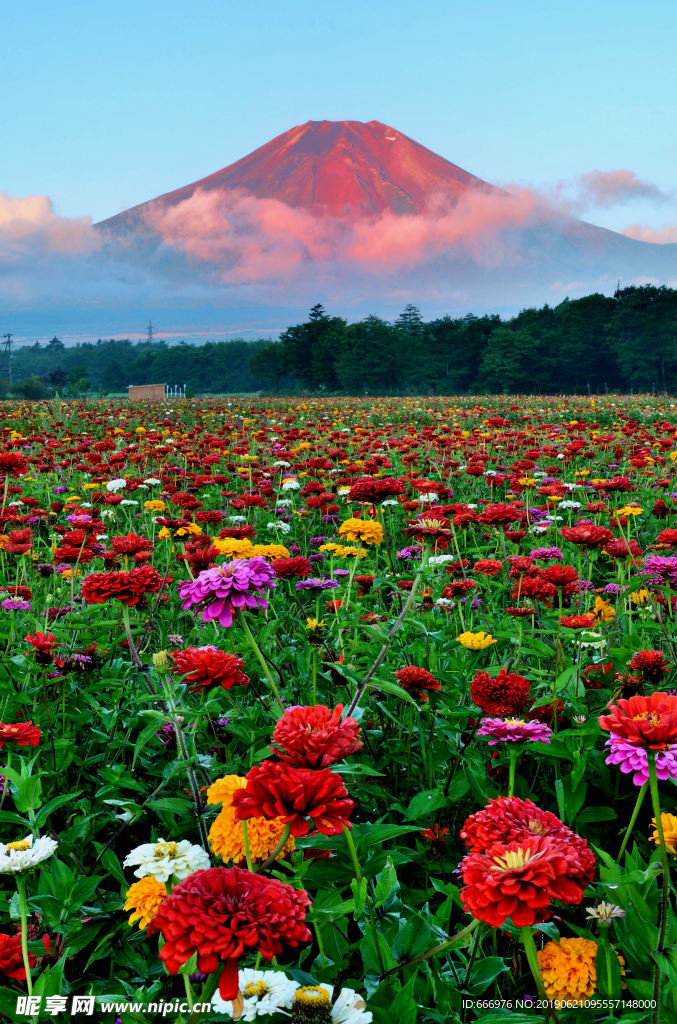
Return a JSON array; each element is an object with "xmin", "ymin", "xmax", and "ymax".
[
  {"xmin": 379, "ymin": 917, "xmax": 480, "ymax": 978},
  {"xmin": 648, "ymin": 751, "xmax": 670, "ymax": 1024},
  {"xmin": 520, "ymin": 926, "xmax": 562, "ymax": 1024},
  {"xmin": 183, "ymin": 973, "xmax": 194, "ymax": 1012},
  {"xmin": 16, "ymin": 875, "xmax": 32, "ymax": 996},
  {"xmin": 237, "ymin": 611, "xmax": 285, "ymax": 711},
  {"xmin": 343, "ymin": 823, "xmax": 362, "ymax": 881},
  {"xmin": 186, "ymin": 968, "xmax": 222, "ymax": 1024},
  {"xmin": 617, "ymin": 782, "xmax": 648, "ymax": 861},
  {"xmin": 241, "ymin": 820, "xmax": 253, "ymax": 872},
  {"xmin": 257, "ymin": 823, "xmax": 291, "ymax": 872},
  {"xmin": 508, "ymin": 746, "xmax": 518, "ymax": 798}
]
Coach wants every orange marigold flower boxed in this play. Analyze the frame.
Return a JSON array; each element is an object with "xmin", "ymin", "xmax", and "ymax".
[
  {"xmin": 206, "ymin": 775, "xmax": 295, "ymax": 864},
  {"xmin": 537, "ymin": 936, "xmax": 624, "ymax": 1005},
  {"xmin": 124, "ymin": 875, "xmax": 167, "ymax": 930}
]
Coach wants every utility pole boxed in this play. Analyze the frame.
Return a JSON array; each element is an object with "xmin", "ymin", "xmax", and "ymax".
[
  {"xmin": 2, "ymin": 334, "xmax": 12, "ymax": 387},
  {"xmin": 147, "ymin": 321, "xmax": 154, "ymax": 345}
]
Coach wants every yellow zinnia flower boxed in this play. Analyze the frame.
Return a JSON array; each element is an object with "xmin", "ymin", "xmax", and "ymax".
[
  {"xmin": 338, "ymin": 517, "xmax": 384, "ymax": 545},
  {"xmin": 250, "ymin": 543, "xmax": 290, "ymax": 561},
  {"xmin": 124, "ymin": 875, "xmax": 167, "ymax": 930},
  {"xmin": 206, "ymin": 775, "xmax": 294, "ymax": 865},
  {"xmin": 650, "ymin": 813, "xmax": 677, "ymax": 854},
  {"xmin": 592, "ymin": 596, "xmax": 616, "ymax": 623},
  {"xmin": 456, "ymin": 631, "xmax": 496, "ymax": 650},
  {"xmin": 630, "ymin": 589, "xmax": 650, "ymax": 607},
  {"xmin": 212, "ymin": 537, "xmax": 254, "ymax": 558}
]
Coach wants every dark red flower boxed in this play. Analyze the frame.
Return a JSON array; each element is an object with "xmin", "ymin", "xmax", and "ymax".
[
  {"xmin": 81, "ymin": 565, "xmax": 165, "ymax": 606},
  {"xmin": 233, "ymin": 761, "xmax": 354, "ymax": 836},
  {"xmin": 0, "ymin": 452, "xmax": 28, "ymax": 477},
  {"xmin": 110, "ymin": 532, "xmax": 155, "ymax": 557},
  {"xmin": 394, "ymin": 665, "xmax": 442, "ymax": 702},
  {"xmin": 470, "ymin": 669, "xmax": 531, "ymax": 716},
  {"xmin": 604, "ymin": 538, "xmax": 642, "ymax": 560},
  {"xmin": 271, "ymin": 556, "xmax": 313, "ymax": 578},
  {"xmin": 147, "ymin": 866, "xmax": 311, "ymax": 1001},
  {"xmin": 348, "ymin": 477, "xmax": 405, "ymax": 503},
  {"xmin": 581, "ymin": 662, "xmax": 615, "ymax": 690},
  {"xmin": 169, "ymin": 647, "xmax": 249, "ymax": 691},
  {"xmin": 0, "ymin": 932, "xmax": 35, "ymax": 980},
  {"xmin": 0, "ymin": 721, "xmax": 41, "ymax": 749},
  {"xmin": 420, "ymin": 824, "xmax": 448, "ymax": 843},
  {"xmin": 627, "ymin": 649, "xmax": 672, "ymax": 684},
  {"xmin": 561, "ymin": 524, "xmax": 614, "ymax": 548},
  {"xmin": 599, "ymin": 691, "xmax": 677, "ymax": 747},
  {"xmin": 271, "ymin": 704, "xmax": 362, "ymax": 768}
]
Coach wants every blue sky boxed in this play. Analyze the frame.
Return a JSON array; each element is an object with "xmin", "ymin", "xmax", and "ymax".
[{"xmin": 5, "ymin": 0, "xmax": 677, "ymax": 233}]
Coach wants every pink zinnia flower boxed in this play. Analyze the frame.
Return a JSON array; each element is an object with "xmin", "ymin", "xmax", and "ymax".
[
  {"xmin": 477, "ymin": 717, "xmax": 552, "ymax": 745},
  {"xmin": 177, "ymin": 556, "xmax": 276, "ymax": 628},
  {"xmin": 604, "ymin": 734, "xmax": 677, "ymax": 786}
]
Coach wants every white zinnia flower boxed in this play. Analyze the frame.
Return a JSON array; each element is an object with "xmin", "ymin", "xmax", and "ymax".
[
  {"xmin": 429, "ymin": 554, "xmax": 454, "ymax": 566},
  {"xmin": 143, "ymin": 478, "xmax": 162, "ymax": 485},
  {"xmin": 228, "ymin": 515, "xmax": 247, "ymax": 524},
  {"xmin": 281, "ymin": 478, "xmax": 300, "ymax": 491},
  {"xmin": 119, "ymin": 499, "xmax": 139, "ymax": 506},
  {"xmin": 212, "ymin": 969, "xmax": 298, "ymax": 1020},
  {"xmin": 106, "ymin": 478, "xmax": 127, "ymax": 492},
  {"xmin": 272, "ymin": 460, "xmax": 291, "ymax": 469},
  {"xmin": 0, "ymin": 835, "xmax": 58, "ymax": 874},
  {"xmin": 267, "ymin": 520, "xmax": 291, "ymax": 534},
  {"xmin": 123, "ymin": 839, "xmax": 209, "ymax": 882},
  {"xmin": 418, "ymin": 491, "xmax": 438, "ymax": 503}
]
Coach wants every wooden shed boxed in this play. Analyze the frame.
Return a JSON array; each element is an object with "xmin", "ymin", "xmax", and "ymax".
[{"xmin": 128, "ymin": 384, "xmax": 167, "ymax": 402}]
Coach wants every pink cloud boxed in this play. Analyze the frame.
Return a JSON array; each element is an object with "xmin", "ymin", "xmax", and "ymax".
[
  {"xmin": 141, "ymin": 185, "xmax": 549, "ymax": 282},
  {"xmin": 0, "ymin": 193, "xmax": 100, "ymax": 263},
  {"xmin": 622, "ymin": 223, "xmax": 677, "ymax": 244},
  {"xmin": 577, "ymin": 170, "xmax": 670, "ymax": 208}
]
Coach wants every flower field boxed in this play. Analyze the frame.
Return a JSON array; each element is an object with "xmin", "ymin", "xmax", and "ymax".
[{"xmin": 2, "ymin": 394, "xmax": 677, "ymax": 1023}]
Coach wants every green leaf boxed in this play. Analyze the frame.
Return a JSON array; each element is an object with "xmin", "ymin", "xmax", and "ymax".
[
  {"xmin": 351, "ymin": 877, "xmax": 367, "ymax": 919},
  {"xmin": 405, "ymin": 788, "xmax": 447, "ymax": 820}
]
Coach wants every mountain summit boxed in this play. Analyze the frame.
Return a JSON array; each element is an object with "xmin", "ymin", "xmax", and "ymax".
[{"xmin": 99, "ymin": 120, "xmax": 492, "ymax": 228}]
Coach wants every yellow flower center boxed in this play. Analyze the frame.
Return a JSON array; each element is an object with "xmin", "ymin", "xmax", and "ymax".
[
  {"xmin": 6, "ymin": 841, "xmax": 31, "ymax": 852},
  {"xmin": 294, "ymin": 987, "xmax": 331, "ymax": 1007},
  {"xmin": 243, "ymin": 981, "xmax": 269, "ymax": 999},
  {"xmin": 153, "ymin": 842, "xmax": 178, "ymax": 859},
  {"xmin": 492, "ymin": 847, "xmax": 537, "ymax": 871},
  {"xmin": 633, "ymin": 712, "xmax": 662, "ymax": 726}
]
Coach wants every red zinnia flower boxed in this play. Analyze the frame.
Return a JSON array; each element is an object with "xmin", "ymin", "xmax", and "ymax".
[
  {"xmin": 656, "ymin": 529, "xmax": 677, "ymax": 546},
  {"xmin": 539, "ymin": 564, "xmax": 579, "ymax": 594},
  {"xmin": 81, "ymin": 565, "xmax": 165, "ymax": 606},
  {"xmin": 560, "ymin": 524, "xmax": 614, "ymax": 548},
  {"xmin": 472, "ymin": 559, "xmax": 503, "ymax": 576},
  {"xmin": 394, "ymin": 665, "xmax": 442, "ymax": 702},
  {"xmin": 169, "ymin": 647, "xmax": 249, "ymax": 691},
  {"xmin": 0, "ymin": 452, "xmax": 28, "ymax": 477},
  {"xmin": 560, "ymin": 614, "xmax": 596, "ymax": 629},
  {"xmin": 147, "ymin": 866, "xmax": 311, "ymax": 1000},
  {"xmin": 627, "ymin": 650, "xmax": 672, "ymax": 684},
  {"xmin": 604, "ymin": 538, "xmax": 642, "ymax": 560},
  {"xmin": 0, "ymin": 721, "xmax": 41, "ymax": 749},
  {"xmin": 232, "ymin": 761, "xmax": 354, "ymax": 836},
  {"xmin": 271, "ymin": 704, "xmax": 362, "ymax": 768},
  {"xmin": 24, "ymin": 631, "xmax": 61, "ymax": 665},
  {"xmin": 110, "ymin": 532, "xmax": 154, "ymax": 556},
  {"xmin": 470, "ymin": 669, "xmax": 531, "ymax": 716},
  {"xmin": 0, "ymin": 932, "xmax": 35, "ymax": 980},
  {"xmin": 599, "ymin": 691, "xmax": 677, "ymax": 748},
  {"xmin": 460, "ymin": 835, "xmax": 587, "ymax": 927},
  {"xmin": 271, "ymin": 556, "xmax": 313, "ymax": 578},
  {"xmin": 348, "ymin": 477, "xmax": 405, "ymax": 503}
]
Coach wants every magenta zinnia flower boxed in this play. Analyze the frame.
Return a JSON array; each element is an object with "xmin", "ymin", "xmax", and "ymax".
[
  {"xmin": 478, "ymin": 717, "xmax": 552, "ymax": 745},
  {"xmin": 604, "ymin": 734, "xmax": 677, "ymax": 786},
  {"xmin": 177, "ymin": 556, "xmax": 276, "ymax": 628}
]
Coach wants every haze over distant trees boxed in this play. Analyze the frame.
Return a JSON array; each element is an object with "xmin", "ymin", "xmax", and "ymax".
[{"xmin": 4, "ymin": 284, "xmax": 677, "ymax": 396}]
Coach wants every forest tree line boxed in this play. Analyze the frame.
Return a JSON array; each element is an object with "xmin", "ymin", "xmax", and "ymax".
[{"xmin": 6, "ymin": 284, "xmax": 677, "ymax": 397}]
